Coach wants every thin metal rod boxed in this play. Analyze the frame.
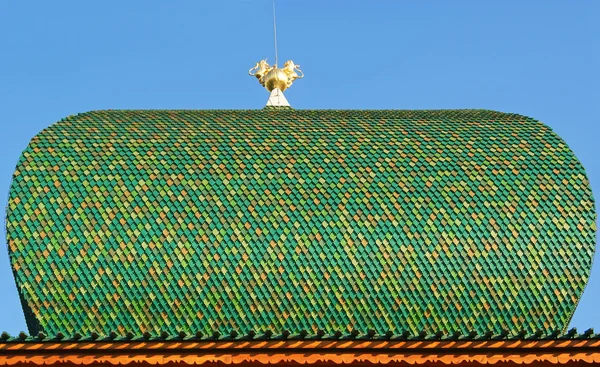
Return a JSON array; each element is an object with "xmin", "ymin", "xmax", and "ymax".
[{"xmin": 272, "ymin": 0, "xmax": 279, "ymax": 67}]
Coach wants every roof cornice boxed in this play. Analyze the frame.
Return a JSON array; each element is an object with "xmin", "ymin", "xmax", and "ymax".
[{"xmin": 1, "ymin": 338, "xmax": 600, "ymax": 366}]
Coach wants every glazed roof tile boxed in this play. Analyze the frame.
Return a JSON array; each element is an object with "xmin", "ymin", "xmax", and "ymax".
[{"xmin": 5, "ymin": 109, "xmax": 597, "ymax": 336}]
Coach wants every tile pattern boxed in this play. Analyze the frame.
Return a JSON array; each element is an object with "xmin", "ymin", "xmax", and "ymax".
[{"xmin": 5, "ymin": 109, "xmax": 597, "ymax": 335}]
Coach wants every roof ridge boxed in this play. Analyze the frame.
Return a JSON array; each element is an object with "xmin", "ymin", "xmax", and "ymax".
[{"xmin": 0, "ymin": 328, "xmax": 597, "ymax": 343}]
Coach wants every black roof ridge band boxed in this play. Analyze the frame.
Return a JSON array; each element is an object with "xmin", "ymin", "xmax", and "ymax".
[{"xmin": 0, "ymin": 328, "xmax": 597, "ymax": 343}]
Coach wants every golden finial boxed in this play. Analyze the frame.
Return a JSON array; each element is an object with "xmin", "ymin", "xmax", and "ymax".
[
  {"xmin": 248, "ymin": 59, "xmax": 304, "ymax": 92},
  {"xmin": 248, "ymin": 0, "xmax": 303, "ymax": 106}
]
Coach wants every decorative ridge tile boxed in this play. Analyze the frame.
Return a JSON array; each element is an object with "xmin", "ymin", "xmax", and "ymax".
[{"xmin": 1, "ymin": 328, "xmax": 598, "ymax": 343}]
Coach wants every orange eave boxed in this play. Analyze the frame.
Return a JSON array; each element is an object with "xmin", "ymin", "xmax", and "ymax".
[{"xmin": 2, "ymin": 339, "xmax": 600, "ymax": 366}]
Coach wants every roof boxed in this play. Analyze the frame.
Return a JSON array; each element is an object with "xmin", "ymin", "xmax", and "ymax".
[
  {"xmin": 5, "ymin": 109, "xmax": 597, "ymax": 336},
  {"xmin": 2, "ymin": 332, "xmax": 600, "ymax": 366}
]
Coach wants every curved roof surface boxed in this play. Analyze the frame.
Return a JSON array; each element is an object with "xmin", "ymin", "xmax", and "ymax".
[{"xmin": 5, "ymin": 109, "xmax": 597, "ymax": 335}]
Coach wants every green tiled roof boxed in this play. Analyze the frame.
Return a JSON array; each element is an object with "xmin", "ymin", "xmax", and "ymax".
[{"xmin": 5, "ymin": 109, "xmax": 597, "ymax": 336}]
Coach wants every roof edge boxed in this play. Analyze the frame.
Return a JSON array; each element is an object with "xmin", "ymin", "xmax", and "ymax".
[{"xmin": 1, "ymin": 339, "xmax": 600, "ymax": 366}]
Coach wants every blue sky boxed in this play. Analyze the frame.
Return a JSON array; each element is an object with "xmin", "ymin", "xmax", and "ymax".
[{"xmin": 0, "ymin": 1, "xmax": 598, "ymax": 334}]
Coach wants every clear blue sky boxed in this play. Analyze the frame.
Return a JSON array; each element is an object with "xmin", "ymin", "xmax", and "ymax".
[{"xmin": 0, "ymin": 1, "xmax": 598, "ymax": 334}]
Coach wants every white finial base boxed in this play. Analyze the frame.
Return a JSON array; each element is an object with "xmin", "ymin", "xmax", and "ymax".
[{"xmin": 266, "ymin": 88, "xmax": 290, "ymax": 107}]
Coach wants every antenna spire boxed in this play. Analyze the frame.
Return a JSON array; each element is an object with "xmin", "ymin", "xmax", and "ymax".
[{"xmin": 272, "ymin": 0, "xmax": 279, "ymax": 67}]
